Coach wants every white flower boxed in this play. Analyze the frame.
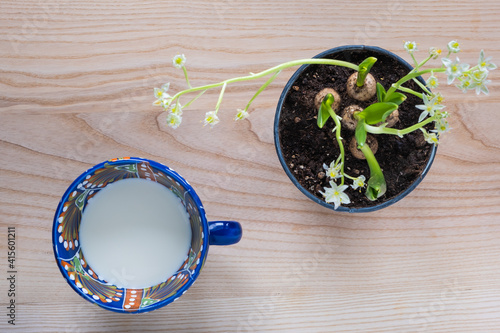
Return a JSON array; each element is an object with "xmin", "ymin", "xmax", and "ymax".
[
  {"xmin": 432, "ymin": 92, "xmax": 445, "ymax": 105},
  {"xmin": 319, "ymin": 180, "xmax": 351, "ymax": 210},
  {"xmin": 437, "ymin": 109, "xmax": 449, "ymax": 119},
  {"xmin": 404, "ymin": 41, "xmax": 418, "ymax": 54},
  {"xmin": 478, "ymin": 50, "xmax": 497, "ymax": 71},
  {"xmin": 432, "ymin": 118, "xmax": 451, "ymax": 135},
  {"xmin": 323, "ymin": 161, "xmax": 342, "ymax": 179},
  {"xmin": 161, "ymin": 82, "xmax": 170, "ymax": 91},
  {"xmin": 153, "ymin": 83, "xmax": 171, "ymax": 106},
  {"xmin": 429, "ymin": 47, "xmax": 442, "ymax": 59},
  {"xmin": 160, "ymin": 97, "xmax": 173, "ymax": 109},
  {"xmin": 471, "ymin": 68, "xmax": 489, "ymax": 83},
  {"xmin": 473, "ymin": 76, "xmax": 491, "ymax": 95},
  {"xmin": 234, "ymin": 108, "xmax": 249, "ymax": 121},
  {"xmin": 447, "ymin": 40, "xmax": 460, "ymax": 53},
  {"xmin": 442, "ymin": 57, "xmax": 469, "ymax": 84},
  {"xmin": 172, "ymin": 54, "xmax": 186, "ymax": 69},
  {"xmin": 166, "ymin": 113, "xmax": 182, "ymax": 129},
  {"xmin": 351, "ymin": 175, "xmax": 366, "ymax": 190},
  {"xmin": 426, "ymin": 72, "xmax": 439, "ymax": 89},
  {"xmin": 204, "ymin": 111, "xmax": 220, "ymax": 127},
  {"xmin": 457, "ymin": 68, "xmax": 491, "ymax": 95},
  {"xmin": 419, "ymin": 128, "xmax": 439, "ymax": 145},
  {"xmin": 416, "ymin": 94, "xmax": 445, "ymax": 122},
  {"xmin": 170, "ymin": 102, "xmax": 183, "ymax": 116},
  {"xmin": 456, "ymin": 73, "xmax": 476, "ymax": 93},
  {"xmin": 154, "ymin": 83, "xmax": 169, "ymax": 99}
]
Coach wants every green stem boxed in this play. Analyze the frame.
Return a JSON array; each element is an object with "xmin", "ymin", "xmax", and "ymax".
[
  {"xmin": 411, "ymin": 53, "xmax": 418, "ymax": 67},
  {"xmin": 215, "ymin": 83, "xmax": 227, "ymax": 112},
  {"xmin": 335, "ymin": 154, "xmax": 342, "ymax": 166},
  {"xmin": 386, "ymin": 68, "xmax": 446, "ymax": 97},
  {"xmin": 183, "ymin": 89, "xmax": 207, "ymax": 109},
  {"xmin": 343, "ymin": 173, "xmax": 358, "ymax": 181},
  {"xmin": 327, "ymin": 109, "xmax": 345, "ymax": 186},
  {"xmin": 182, "ymin": 66, "xmax": 192, "ymax": 88},
  {"xmin": 359, "ymin": 143, "xmax": 386, "ymax": 200},
  {"xmin": 411, "ymin": 77, "xmax": 431, "ymax": 95},
  {"xmin": 396, "ymin": 86, "xmax": 424, "ymax": 99},
  {"xmin": 467, "ymin": 65, "xmax": 480, "ymax": 73},
  {"xmin": 165, "ymin": 58, "xmax": 359, "ymax": 109},
  {"xmin": 244, "ymin": 70, "xmax": 281, "ymax": 112},
  {"xmin": 384, "ymin": 54, "xmax": 439, "ymax": 98},
  {"xmin": 364, "ymin": 115, "xmax": 437, "ymax": 136},
  {"xmin": 415, "ymin": 55, "xmax": 433, "ymax": 70}
]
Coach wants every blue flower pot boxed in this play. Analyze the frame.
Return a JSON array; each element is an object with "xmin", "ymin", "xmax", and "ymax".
[{"xmin": 274, "ymin": 45, "xmax": 437, "ymax": 213}]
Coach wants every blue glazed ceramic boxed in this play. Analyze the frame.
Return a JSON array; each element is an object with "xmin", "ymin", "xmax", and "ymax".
[
  {"xmin": 52, "ymin": 157, "xmax": 242, "ymax": 313},
  {"xmin": 274, "ymin": 45, "xmax": 437, "ymax": 213}
]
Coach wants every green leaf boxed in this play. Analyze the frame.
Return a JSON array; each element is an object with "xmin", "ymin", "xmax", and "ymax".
[
  {"xmin": 357, "ymin": 57, "xmax": 377, "ymax": 87},
  {"xmin": 384, "ymin": 92, "xmax": 407, "ymax": 106},
  {"xmin": 317, "ymin": 93, "xmax": 335, "ymax": 128},
  {"xmin": 355, "ymin": 119, "xmax": 367, "ymax": 147},
  {"xmin": 376, "ymin": 82, "xmax": 386, "ymax": 102},
  {"xmin": 357, "ymin": 102, "xmax": 398, "ymax": 125},
  {"xmin": 366, "ymin": 173, "xmax": 387, "ymax": 201},
  {"xmin": 358, "ymin": 143, "xmax": 387, "ymax": 201}
]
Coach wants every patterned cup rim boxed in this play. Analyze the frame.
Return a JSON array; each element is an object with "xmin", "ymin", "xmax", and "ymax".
[{"xmin": 52, "ymin": 157, "xmax": 209, "ymax": 313}]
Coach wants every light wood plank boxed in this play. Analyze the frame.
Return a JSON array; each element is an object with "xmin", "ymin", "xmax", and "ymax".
[{"xmin": 1, "ymin": 0, "xmax": 500, "ymax": 331}]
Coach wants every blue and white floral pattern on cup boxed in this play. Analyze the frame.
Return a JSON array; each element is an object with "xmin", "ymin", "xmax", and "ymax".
[{"xmin": 52, "ymin": 157, "xmax": 242, "ymax": 313}]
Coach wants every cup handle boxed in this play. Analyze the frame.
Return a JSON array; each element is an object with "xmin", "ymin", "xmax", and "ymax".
[{"xmin": 208, "ymin": 221, "xmax": 242, "ymax": 246}]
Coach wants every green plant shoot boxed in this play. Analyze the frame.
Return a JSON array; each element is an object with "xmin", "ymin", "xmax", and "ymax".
[
  {"xmin": 359, "ymin": 143, "xmax": 387, "ymax": 200},
  {"xmin": 153, "ymin": 41, "xmax": 496, "ymax": 209},
  {"xmin": 356, "ymin": 57, "xmax": 377, "ymax": 87}
]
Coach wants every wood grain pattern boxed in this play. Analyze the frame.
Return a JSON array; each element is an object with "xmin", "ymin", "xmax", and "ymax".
[{"xmin": 1, "ymin": 0, "xmax": 500, "ymax": 331}]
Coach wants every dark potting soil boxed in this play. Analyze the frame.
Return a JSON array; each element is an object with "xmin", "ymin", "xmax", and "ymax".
[{"xmin": 278, "ymin": 49, "xmax": 434, "ymax": 209}]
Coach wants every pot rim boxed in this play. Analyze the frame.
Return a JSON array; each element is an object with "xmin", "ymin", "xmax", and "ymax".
[{"xmin": 273, "ymin": 45, "xmax": 437, "ymax": 213}]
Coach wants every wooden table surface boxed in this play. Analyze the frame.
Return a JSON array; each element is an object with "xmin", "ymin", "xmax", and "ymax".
[{"xmin": 1, "ymin": 0, "xmax": 500, "ymax": 332}]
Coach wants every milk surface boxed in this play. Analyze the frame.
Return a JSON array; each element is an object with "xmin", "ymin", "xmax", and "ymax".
[{"xmin": 79, "ymin": 178, "xmax": 192, "ymax": 288}]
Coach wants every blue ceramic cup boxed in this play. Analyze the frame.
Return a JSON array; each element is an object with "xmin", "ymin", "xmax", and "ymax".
[{"xmin": 52, "ymin": 157, "xmax": 242, "ymax": 313}]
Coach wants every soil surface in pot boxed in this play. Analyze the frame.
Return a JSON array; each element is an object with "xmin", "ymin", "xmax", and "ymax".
[{"xmin": 278, "ymin": 48, "xmax": 434, "ymax": 209}]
